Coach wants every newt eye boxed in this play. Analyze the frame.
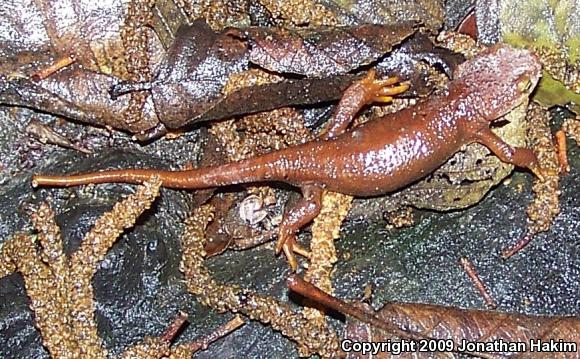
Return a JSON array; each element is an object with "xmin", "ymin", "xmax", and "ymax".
[{"xmin": 517, "ymin": 76, "xmax": 532, "ymax": 93}]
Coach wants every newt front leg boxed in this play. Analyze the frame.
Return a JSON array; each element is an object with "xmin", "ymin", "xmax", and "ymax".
[
  {"xmin": 474, "ymin": 129, "xmax": 557, "ymax": 181},
  {"xmin": 319, "ymin": 70, "xmax": 409, "ymax": 140}
]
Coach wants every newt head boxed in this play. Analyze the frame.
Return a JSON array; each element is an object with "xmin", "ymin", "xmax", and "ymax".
[{"xmin": 455, "ymin": 44, "xmax": 542, "ymax": 121}]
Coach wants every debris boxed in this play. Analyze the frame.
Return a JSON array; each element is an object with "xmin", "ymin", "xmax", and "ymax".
[
  {"xmin": 0, "ymin": 177, "xmax": 161, "ymax": 358},
  {"xmin": 459, "ymin": 257, "xmax": 497, "ymax": 308},
  {"xmin": 25, "ymin": 119, "xmax": 91, "ymax": 154},
  {"xmin": 183, "ymin": 315, "xmax": 245, "ymax": 354},
  {"xmin": 120, "ymin": 0, "xmax": 155, "ymax": 129},
  {"xmin": 32, "ymin": 56, "xmax": 76, "ymax": 81},
  {"xmin": 503, "ymin": 104, "xmax": 561, "ymax": 258},
  {"xmin": 303, "ymin": 191, "xmax": 352, "ymax": 325},
  {"xmin": 180, "ymin": 205, "xmax": 340, "ymax": 357},
  {"xmin": 555, "ymin": 130, "xmax": 570, "ymax": 174}
]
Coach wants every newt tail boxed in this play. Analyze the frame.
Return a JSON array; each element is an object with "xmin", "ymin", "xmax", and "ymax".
[{"xmin": 32, "ymin": 153, "xmax": 288, "ymax": 190}]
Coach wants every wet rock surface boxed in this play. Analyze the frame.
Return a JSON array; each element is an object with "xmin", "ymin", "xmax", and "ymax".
[{"xmin": 336, "ymin": 155, "xmax": 579, "ymax": 316}]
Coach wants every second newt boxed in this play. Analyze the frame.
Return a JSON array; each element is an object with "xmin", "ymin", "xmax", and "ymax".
[{"xmin": 33, "ymin": 44, "xmax": 546, "ymax": 270}]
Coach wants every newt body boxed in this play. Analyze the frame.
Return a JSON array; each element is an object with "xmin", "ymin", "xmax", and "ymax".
[{"xmin": 33, "ymin": 45, "xmax": 544, "ymax": 269}]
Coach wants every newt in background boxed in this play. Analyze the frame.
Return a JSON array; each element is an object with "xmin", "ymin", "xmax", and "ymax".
[{"xmin": 33, "ymin": 44, "xmax": 549, "ymax": 270}]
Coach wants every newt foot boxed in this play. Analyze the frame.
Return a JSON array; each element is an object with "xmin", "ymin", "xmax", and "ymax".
[
  {"xmin": 276, "ymin": 235, "xmax": 310, "ymax": 271},
  {"xmin": 530, "ymin": 166, "xmax": 558, "ymax": 182},
  {"xmin": 359, "ymin": 69, "xmax": 410, "ymax": 104}
]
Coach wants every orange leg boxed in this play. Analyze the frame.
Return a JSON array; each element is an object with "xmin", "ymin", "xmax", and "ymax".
[
  {"xmin": 475, "ymin": 129, "xmax": 557, "ymax": 181},
  {"xmin": 320, "ymin": 69, "xmax": 409, "ymax": 140},
  {"xmin": 363, "ymin": 71, "xmax": 410, "ymax": 103},
  {"xmin": 275, "ymin": 185, "xmax": 322, "ymax": 270}
]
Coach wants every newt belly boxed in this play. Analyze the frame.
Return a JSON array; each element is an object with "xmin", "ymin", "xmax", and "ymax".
[{"xmin": 32, "ymin": 44, "xmax": 546, "ymax": 269}]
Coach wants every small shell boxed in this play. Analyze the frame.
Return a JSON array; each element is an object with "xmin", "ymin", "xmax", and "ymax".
[{"xmin": 239, "ymin": 194, "xmax": 268, "ymax": 225}]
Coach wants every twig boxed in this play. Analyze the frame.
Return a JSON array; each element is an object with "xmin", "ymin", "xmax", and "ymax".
[
  {"xmin": 161, "ymin": 312, "xmax": 189, "ymax": 343},
  {"xmin": 287, "ymin": 274, "xmax": 427, "ymax": 341},
  {"xmin": 459, "ymin": 257, "xmax": 497, "ymax": 308},
  {"xmin": 555, "ymin": 130, "xmax": 570, "ymax": 174},
  {"xmin": 502, "ymin": 233, "xmax": 534, "ymax": 259},
  {"xmin": 188, "ymin": 316, "xmax": 245, "ymax": 353},
  {"xmin": 32, "ymin": 55, "xmax": 76, "ymax": 81}
]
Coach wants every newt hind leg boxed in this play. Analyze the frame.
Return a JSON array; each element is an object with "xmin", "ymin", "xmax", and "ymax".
[
  {"xmin": 276, "ymin": 185, "xmax": 323, "ymax": 270},
  {"xmin": 277, "ymin": 71, "xmax": 408, "ymax": 269}
]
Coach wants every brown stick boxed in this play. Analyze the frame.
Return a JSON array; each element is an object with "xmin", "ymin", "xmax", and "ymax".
[
  {"xmin": 502, "ymin": 232, "xmax": 534, "ymax": 259},
  {"xmin": 189, "ymin": 315, "xmax": 245, "ymax": 353},
  {"xmin": 555, "ymin": 130, "xmax": 570, "ymax": 175},
  {"xmin": 287, "ymin": 273, "xmax": 426, "ymax": 341},
  {"xmin": 161, "ymin": 311, "xmax": 189, "ymax": 343},
  {"xmin": 459, "ymin": 257, "xmax": 497, "ymax": 308},
  {"xmin": 32, "ymin": 56, "xmax": 76, "ymax": 81}
]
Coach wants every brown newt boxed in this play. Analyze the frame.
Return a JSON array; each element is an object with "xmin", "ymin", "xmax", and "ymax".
[{"xmin": 32, "ymin": 44, "xmax": 546, "ymax": 270}]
